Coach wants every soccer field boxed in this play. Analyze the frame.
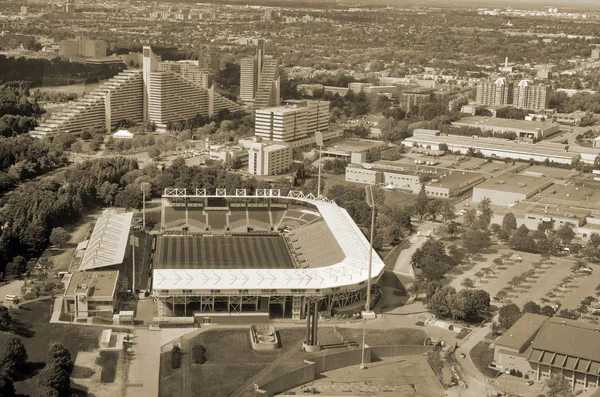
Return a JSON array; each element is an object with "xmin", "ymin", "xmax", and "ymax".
[{"xmin": 154, "ymin": 235, "xmax": 295, "ymax": 270}]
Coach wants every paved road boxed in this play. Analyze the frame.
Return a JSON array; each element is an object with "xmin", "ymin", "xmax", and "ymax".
[
  {"xmin": 0, "ymin": 280, "xmax": 24, "ymax": 307},
  {"xmin": 453, "ymin": 324, "xmax": 493, "ymax": 397},
  {"xmin": 126, "ymin": 328, "xmax": 197, "ymax": 397}
]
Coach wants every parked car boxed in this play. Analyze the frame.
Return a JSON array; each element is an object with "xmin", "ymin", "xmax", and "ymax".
[{"xmin": 526, "ymin": 380, "xmax": 534, "ymax": 386}]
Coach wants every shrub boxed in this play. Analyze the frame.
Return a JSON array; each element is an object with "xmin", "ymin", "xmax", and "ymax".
[
  {"xmin": 96, "ymin": 351, "xmax": 118, "ymax": 383},
  {"xmin": 192, "ymin": 344, "xmax": 206, "ymax": 364},
  {"xmin": 171, "ymin": 345, "xmax": 182, "ymax": 369}
]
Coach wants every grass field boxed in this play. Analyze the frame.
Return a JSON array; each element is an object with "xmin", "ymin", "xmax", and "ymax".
[
  {"xmin": 0, "ymin": 301, "xmax": 101, "ymax": 395},
  {"xmin": 154, "ymin": 235, "xmax": 294, "ymax": 269},
  {"xmin": 159, "ymin": 327, "xmax": 429, "ymax": 397},
  {"xmin": 336, "ymin": 327, "xmax": 426, "ymax": 346},
  {"xmin": 159, "ymin": 328, "xmax": 319, "ymax": 397},
  {"xmin": 470, "ymin": 341, "xmax": 500, "ymax": 378}
]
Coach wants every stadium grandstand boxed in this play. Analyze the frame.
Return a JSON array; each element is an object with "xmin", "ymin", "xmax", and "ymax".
[{"xmin": 152, "ymin": 188, "xmax": 385, "ymax": 327}]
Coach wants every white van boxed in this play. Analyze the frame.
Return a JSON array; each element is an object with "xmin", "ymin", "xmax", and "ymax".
[{"xmin": 5, "ymin": 295, "xmax": 17, "ymax": 301}]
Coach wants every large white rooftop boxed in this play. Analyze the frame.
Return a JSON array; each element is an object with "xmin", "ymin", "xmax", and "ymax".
[
  {"xmin": 79, "ymin": 210, "xmax": 133, "ymax": 271},
  {"xmin": 152, "ymin": 194, "xmax": 384, "ymax": 293}
]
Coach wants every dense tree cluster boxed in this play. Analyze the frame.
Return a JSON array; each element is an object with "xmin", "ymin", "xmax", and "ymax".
[
  {"xmin": 0, "ymin": 135, "xmax": 68, "ymax": 192},
  {"xmin": 0, "ymin": 157, "xmax": 139, "ymax": 274},
  {"xmin": 493, "ymin": 219, "xmax": 572, "ymax": 255},
  {"xmin": 0, "ymin": 55, "xmax": 124, "ymax": 86},
  {"xmin": 427, "ymin": 286, "xmax": 490, "ymax": 321},
  {"xmin": 322, "ymin": 158, "xmax": 349, "ymax": 174},
  {"xmin": 550, "ymin": 91, "xmax": 600, "ymax": 114},
  {"xmin": 0, "ymin": 81, "xmax": 42, "ymax": 138},
  {"xmin": 0, "ymin": 337, "xmax": 27, "ymax": 379}
]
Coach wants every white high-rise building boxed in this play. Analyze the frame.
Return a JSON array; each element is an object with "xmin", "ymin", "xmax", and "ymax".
[
  {"xmin": 30, "ymin": 46, "xmax": 242, "ymax": 138},
  {"xmin": 254, "ymin": 100, "xmax": 330, "ymax": 143},
  {"xmin": 239, "ymin": 39, "xmax": 280, "ymax": 109},
  {"xmin": 241, "ymin": 138, "xmax": 292, "ymax": 176},
  {"xmin": 514, "ymin": 80, "xmax": 550, "ymax": 112}
]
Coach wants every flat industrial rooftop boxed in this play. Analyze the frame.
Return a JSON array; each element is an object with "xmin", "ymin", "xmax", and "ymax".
[{"xmin": 154, "ymin": 235, "xmax": 295, "ymax": 270}]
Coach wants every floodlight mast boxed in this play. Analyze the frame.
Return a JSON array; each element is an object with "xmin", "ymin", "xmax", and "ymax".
[
  {"xmin": 316, "ymin": 131, "xmax": 323, "ymax": 197},
  {"xmin": 360, "ymin": 184, "xmax": 376, "ymax": 370}
]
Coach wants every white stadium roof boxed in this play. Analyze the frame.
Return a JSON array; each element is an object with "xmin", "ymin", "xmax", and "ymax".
[
  {"xmin": 79, "ymin": 210, "xmax": 133, "ymax": 271},
  {"xmin": 152, "ymin": 195, "xmax": 385, "ymax": 293}
]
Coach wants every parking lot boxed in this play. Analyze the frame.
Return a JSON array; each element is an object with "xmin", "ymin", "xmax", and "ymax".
[{"xmin": 450, "ymin": 248, "xmax": 595, "ymax": 310}]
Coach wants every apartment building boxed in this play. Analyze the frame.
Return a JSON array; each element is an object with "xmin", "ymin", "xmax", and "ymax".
[
  {"xmin": 158, "ymin": 61, "xmax": 210, "ymax": 88},
  {"xmin": 514, "ymin": 80, "xmax": 550, "ymax": 112},
  {"xmin": 475, "ymin": 78, "xmax": 513, "ymax": 107},
  {"xmin": 475, "ymin": 78, "xmax": 550, "ymax": 111},
  {"xmin": 239, "ymin": 39, "xmax": 280, "ymax": 109},
  {"xmin": 242, "ymin": 138, "xmax": 292, "ymax": 176},
  {"xmin": 400, "ymin": 88, "xmax": 435, "ymax": 113},
  {"xmin": 31, "ymin": 46, "xmax": 241, "ymax": 138},
  {"xmin": 254, "ymin": 100, "xmax": 329, "ymax": 144},
  {"xmin": 31, "ymin": 69, "xmax": 144, "ymax": 137},
  {"xmin": 59, "ymin": 36, "xmax": 107, "ymax": 58}
]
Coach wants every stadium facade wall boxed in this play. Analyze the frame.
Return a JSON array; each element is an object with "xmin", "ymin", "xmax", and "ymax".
[
  {"xmin": 193, "ymin": 312, "xmax": 270, "ymax": 324},
  {"xmin": 371, "ymin": 345, "xmax": 433, "ymax": 358}
]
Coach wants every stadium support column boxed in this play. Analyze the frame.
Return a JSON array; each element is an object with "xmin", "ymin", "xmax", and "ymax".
[
  {"xmin": 306, "ymin": 303, "xmax": 311, "ymax": 345},
  {"xmin": 302, "ymin": 298, "xmax": 321, "ymax": 352},
  {"xmin": 312, "ymin": 299, "xmax": 319, "ymax": 346},
  {"xmin": 161, "ymin": 197, "xmax": 165, "ymax": 232}
]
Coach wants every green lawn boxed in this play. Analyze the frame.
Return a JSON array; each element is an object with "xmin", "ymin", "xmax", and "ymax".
[
  {"xmin": 336, "ymin": 327, "xmax": 426, "ymax": 346},
  {"xmin": 0, "ymin": 301, "xmax": 101, "ymax": 395},
  {"xmin": 469, "ymin": 341, "xmax": 500, "ymax": 378},
  {"xmin": 159, "ymin": 327, "xmax": 429, "ymax": 397}
]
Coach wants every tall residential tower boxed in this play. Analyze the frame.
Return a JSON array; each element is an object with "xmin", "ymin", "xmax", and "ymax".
[{"xmin": 239, "ymin": 39, "xmax": 280, "ymax": 109}]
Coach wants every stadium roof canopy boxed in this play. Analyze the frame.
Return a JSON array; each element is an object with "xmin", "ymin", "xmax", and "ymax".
[
  {"xmin": 153, "ymin": 193, "xmax": 385, "ymax": 293},
  {"xmin": 79, "ymin": 210, "xmax": 133, "ymax": 271}
]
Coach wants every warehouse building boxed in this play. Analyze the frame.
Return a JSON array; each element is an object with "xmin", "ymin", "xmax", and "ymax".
[
  {"xmin": 494, "ymin": 314, "xmax": 600, "ymax": 391},
  {"xmin": 345, "ymin": 162, "xmax": 483, "ymax": 198},
  {"xmin": 472, "ymin": 173, "xmax": 553, "ymax": 206},
  {"xmin": 403, "ymin": 130, "xmax": 579, "ymax": 165},
  {"xmin": 451, "ymin": 116, "xmax": 560, "ymax": 140}
]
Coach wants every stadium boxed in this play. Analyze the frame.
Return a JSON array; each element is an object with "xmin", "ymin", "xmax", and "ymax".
[{"xmin": 152, "ymin": 188, "xmax": 385, "ymax": 326}]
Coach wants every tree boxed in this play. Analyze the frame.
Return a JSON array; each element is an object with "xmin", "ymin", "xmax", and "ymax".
[
  {"xmin": 498, "ymin": 304, "xmax": 522, "ymax": 330},
  {"xmin": 47, "ymin": 343, "xmax": 74, "ymax": 374},
  {"xmin": 0, "ymin": 337, "xmax": 28, "ymax": 377},
  {"xmin": 502, "ymin": 212, "xmax": 517, "ymax": 234},
  {"xmin": 411, "ymin": 239, "xmax": 452, "ymax": 281},
  {"xmin": 461, "ymin": 278, "xmax": 475, "ymax": 289},
  {"xmin": 0, "ymin": 306, "xmax": 11, "ymax": 330},
  {"xmin": 428, "ymin": 286, "xmax": 456, "ymax": 318},
  {"xmin": 461, "ymin": 289, "xmax": 490, "ymax": 319},
  {"xmin": 556, "ymin": 223, "xmax": 575, "ymax": 245},
  {"xmin": 462, "ymin": 227, "xmax": 491, "ymax": 254},
  {"xmin": 36, "ymin": 363, "xmax": 70, "ymax": 396},
  {"xmin": 413, "ymin": 184, "xmax": 428, "ymax": 220},
  {"xmin": 545, "ymin": 375, "xmax": 575, "ymax": 397},
  {"xmin": 509, "ymin": 224, "xmax": 538, "ymax": 253},
  {"xmin": 192, "ymin": 344, "xmax": 206, "ymax": 364},
  {"xmin": 5, "ymin": 256, "xmax": 27, "ymax": 276},
  {"xmin": 523, "ymin": 301, "xmax": 541, "ymax": 314},
  {"xmin": 557, "ymin": 309, "xmax": 580, "ymax": 320},
  {"xmin": 0, "ymin": 373, "xmax": 15, "ymax": 397},
  {"xmin": 540, "ymin": 305, "xmax": 555, "ymax": 316},
  {"xmin": 148, "ymin": 146, "xmax": 161, "ymax": 160},
  {"xmin": 114, "ymin": 185, "xmax": 142, "ymax": 210},
  {"xmin": 49, "ymin": 227, "xmax": 70, "ymax": 247}
]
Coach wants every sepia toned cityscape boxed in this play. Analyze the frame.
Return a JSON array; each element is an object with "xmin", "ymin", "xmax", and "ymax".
[{"xmin": 0, "ymin": 0, "xmax": 600, "ymax": 396}]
